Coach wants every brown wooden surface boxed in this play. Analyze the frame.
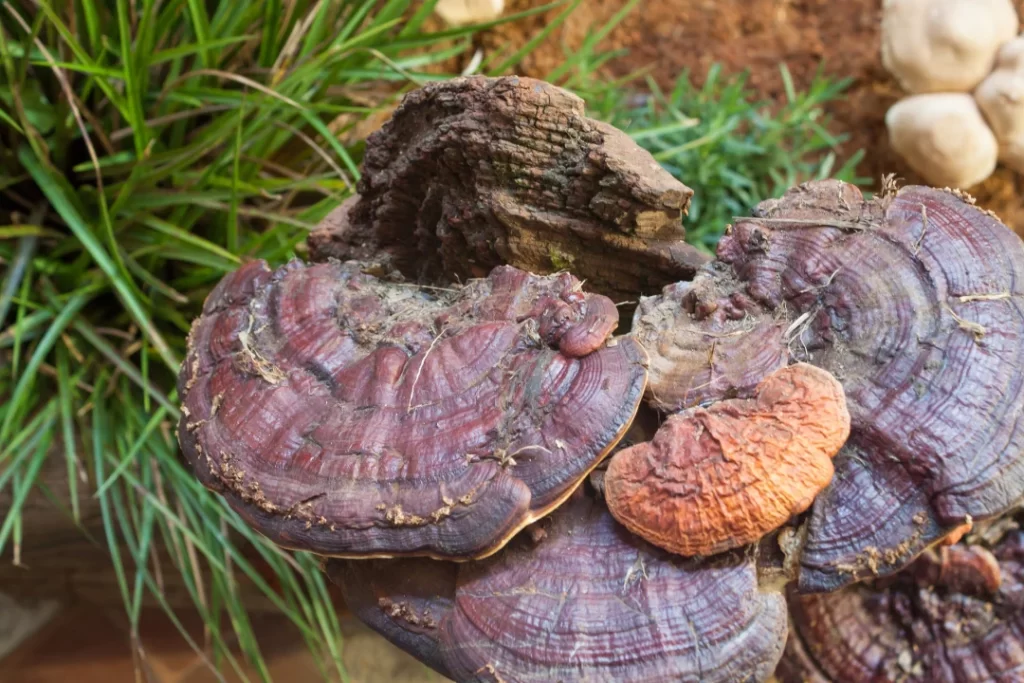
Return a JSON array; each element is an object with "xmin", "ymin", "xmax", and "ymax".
[
  {"xmin": 0, "ymin": 600, "xmax": 442, "ymax": 683},
  {"xmin": 0, "ymin": 450, "xmax": 324, "ymax": 613}
]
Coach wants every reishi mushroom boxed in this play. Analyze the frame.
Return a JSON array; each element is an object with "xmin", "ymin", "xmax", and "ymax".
[
  {"xmin": 306, "ymin": 75, "xmax": 709, "ymax": 302},
  {"xmin": 634, "ymin": 179, "xmax": 1024, "ymax": 592},
  {"xmin": 178, "ymin": 260, "xmax": 647, "ymax": 560},
  {"xmin": 975, "ymin": 36, "xmax": 1024, "ymax": 174},
  {"xmin": 178, "ymin": 77, "xmax": 790, "ymax": 680},
  {"xmin": 885, "ymin": 93, "xmax": 999, "ymax": 188},
  {"xmin": 776, "ymin": 517, "xmax": 1024, "ymax": 682},
  {"xmin": 604, "ymin": 363, "xmax": 850, "ymax": 557},
  {"xmin": 177, "ymin": 76, "xmax": 1024, "ymax": 682},
  {"xmin": 881, "ymin": 0, "xmax": 1020, "ymax": 94},
  {"xmin": 328, "ymin": 487, "xmax": 789, "ymax": 682}
]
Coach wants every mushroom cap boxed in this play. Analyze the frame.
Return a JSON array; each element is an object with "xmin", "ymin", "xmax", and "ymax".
[
  {"xmin": 881, "ymin": 0, "xmax": 1020, "ymax": 94},
  {"xmin": 632, "ymin": 279, "xmax": 790, "ymax": 408},
  {"xmin": 604, "ymin": 363, "xmax": 850, "ymax": 557},
  {"xmin": 435, "ymin": 0, "xmax": 504, "ymax": 27},
  {"xmin": 328, "ymin": 488, "xmax": 789, "ymax": 682},
  {"xmin": 177, "ymin": 260, "xmax": 647, "ymax": 560},
  {"xmin": 634, "ymin": 180, "xmax": 1024, "ymax": 592},
  {"xmin": 305, "ymin": 76, "xmax": 709, "ymax": 302},
  {"xmin": 330, "ymin": 556, "xmax": 458, "ymax": 679},
  {"xmin": 776, "ymin": 522, "xmax": 1024, "ymax": 682},
  {"xmin": 976, "ymin": 36, "xmax": 1024, "ymax": 174},
  {"xmin": 886, "ymin": 93, "xmax": 999, "ymax": 188}
]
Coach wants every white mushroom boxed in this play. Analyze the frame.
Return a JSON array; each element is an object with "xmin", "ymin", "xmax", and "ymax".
[
  {"xmin": 975, "ymin": 36, "xmax": 1024, "ymax": 173},
  {"xmin": 435, "ymin": 0, "xmax": 504, "ymax": 27},
  {"xmin": 881, "ymin": 0, "xmax": 1020, "ymax": 93},
  {"xmin": 886, "ymin": 93, "xmax": 999, "ymax": 188}
]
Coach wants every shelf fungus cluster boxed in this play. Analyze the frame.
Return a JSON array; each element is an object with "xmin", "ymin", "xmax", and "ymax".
[
  {"xmin": 178, "ymin": 77, "xmax": 1024, "ymax": 682},
  {"xmin": 634, "ymin": 180, "xmax": 1024, "ymax": 593},
  {"xmin": 777, "ymin": 514, "xmax": 1024, "ymax": 682}
]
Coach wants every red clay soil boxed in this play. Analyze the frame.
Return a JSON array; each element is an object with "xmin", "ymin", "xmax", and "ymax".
[{"xmin": 480, "ymin": 0, "xmax": 1024, "ymax": 236}]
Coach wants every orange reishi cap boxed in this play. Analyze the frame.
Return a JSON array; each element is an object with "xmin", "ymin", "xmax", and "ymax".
[{"xmin": 605, "ymin": 363, "xmax": 850, "ymax": 557}]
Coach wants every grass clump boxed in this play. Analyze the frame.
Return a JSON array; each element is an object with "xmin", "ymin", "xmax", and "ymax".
[
  {"xmin": 0, "ymin": 0, "xmax": 565, "ymax": 679},
  {"xmin": 0, "ymin": 0, "xmax": 861, "ymax": 678},
  {"xmin": 581, "ymin": 64, "xmax": 868, "ymax": 252}
]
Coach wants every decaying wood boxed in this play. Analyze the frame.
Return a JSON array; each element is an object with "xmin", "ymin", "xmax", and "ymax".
[{"xmin": 307, "ymin": 76, "xmax": 709, "ymax": 302}]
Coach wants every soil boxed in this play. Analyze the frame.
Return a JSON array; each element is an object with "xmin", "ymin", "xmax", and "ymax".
[{"xmin": 476, "ymin": 0, "xmax": 1024, "ymax": 236}]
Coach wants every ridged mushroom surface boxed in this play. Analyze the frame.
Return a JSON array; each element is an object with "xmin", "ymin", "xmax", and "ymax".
[
  {"xmin": 329, "ymin": 489, "xmax": 789, "ymax": 682},
  {"xmin": 777, "ymin": 520, "xmax": 1024, "ymax": 682},
  {"xmin": 605, "ymin": 363, "xmax": 850, "ymax": 557},
  {"xmin": 178, "ymin": 260, "xmax": 646, "ymax": 560},
  {"xmin": 634, "ymin": 180, "xmax": 1024, "ymax": 592}
]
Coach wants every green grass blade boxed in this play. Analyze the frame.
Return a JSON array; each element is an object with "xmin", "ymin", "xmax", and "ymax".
[
  {"xmin": 0, "ymin": 403, "xmax": 58, "ymax": 487},
  {"xmin": 72, "ymin": 319, "xmax": 178, "ymax": 415},
  {"xmin": 91, "ymin": 384, "xmax": 134, "ymax": 613},
  {"xmin": 150, "ymin": 35, "xmax": 256, "ymax": 66},
  {"xmin": 0, "ymin": 289, "xmax": 90, "ymax": 444},
  {"xmin": 0, "ymin": 422, "xmax": 56, "ymax": 555},
  {"xmin": 0, "ymin": 234, "xmax": 37, "ymax": 329},
  {"xmin": 185, "ymin": 0, "xmax": 214, "ymax": 68},
  {"xmin": 19, "ymin": 147, "xmax": 180, "ymax": 372},
  {"xmin": 486, "ymin": 0, "xmax": 581, "ymax": 76},
  {"xmin": 546, "ymin": 0, "xmax": 639, "ymax": 83},
  {"xmin": 56, "ymin": 345, "xmax": 82, "ymax": 523},
  {"xmin": 94, "ymin": 405, "xmax": 170, "ymax": 499}
]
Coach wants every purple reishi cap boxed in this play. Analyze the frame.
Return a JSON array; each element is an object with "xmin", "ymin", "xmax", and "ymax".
[
  {"xmin": 777, "ymin": 521, "xmax": 1024, "ymax": 682},
  {"xmin": 328, "ymin": 488, "xmax": 788, "ymax": 682},
  {"xmin": 177, "ymin": 260, "xmax": 646, "ymax": 560},
  {"xmin": 634, "ymin": 180, "xmax": 1024, "ymax": 592}
]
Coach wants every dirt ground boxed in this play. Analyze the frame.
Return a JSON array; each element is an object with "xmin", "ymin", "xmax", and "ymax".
[{"xmin": 479, "ymin": 0, "xmax": 1024, "ymax": 236}]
